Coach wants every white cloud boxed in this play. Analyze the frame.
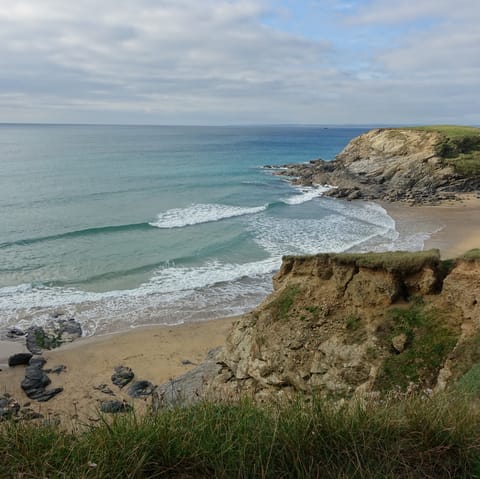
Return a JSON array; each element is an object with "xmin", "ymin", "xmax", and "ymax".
[{"xmin": 0, "ymin": 0, "xmax": 478, "ymax": 125}]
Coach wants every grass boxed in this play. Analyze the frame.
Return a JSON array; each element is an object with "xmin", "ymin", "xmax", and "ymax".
[
  {"xmin": 269, "ymin": 285, "xmax": 301, "ymax": 321},
  {"xmin": 375, "ymin": 304, "xmax": 459, "ymax": 391},
  {"xmin": 406, "ymin": 125, "xmax": 480, "ymax": 176},
  {"xmin": 463, "ymin": 248, "xmax": 480, "ymax": 261},
  {"xmin": 448, "ymin": 331, "xmax": 480, "ymax": 389},
  {"xmin": 2, "ymin": 395, "xmax": 480, "ymax": 478},
  {"xmin": 407, "ymin": 125, "xmax": 480, "ymax": 139},
  {"xmin": 332, "ymin": 249, "xmax": 440, "ymax": 274},
  {"xmin": 457, "ymin": 363, "xmax": 480, "ymax": 395}
]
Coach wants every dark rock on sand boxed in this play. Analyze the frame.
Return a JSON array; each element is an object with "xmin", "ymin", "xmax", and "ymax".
[
  {"xmin": 100, "ymin": 400, "xmax": 132, "ymax": 413},
  {"xmin": 26, "ymin": 319, "xmax": 83, "ymax": 354},
  {"xmin": 6, "ymin": 327, "xmax": 25, "ymax": 339},
  {"xmin": 111, "ymin": 366, "xmax": 134, "ymax": 388},
  {"xmin": 26, "ymin": 326, "xmax": 46, "ymax": 354},
  {"xmin": 0, "ymin": 395, "xmax": 44, "ymax": 421},
  {"xmin": 21, "ymin": 356, "xmax": 63, "ymax": 402},
  {"xmin": 8, "ymin": 352, "xmax": 33, "ymax": 367},
  {"xmin": 128, "ymin": 380, "xmax": 155, "ymax": 398}
]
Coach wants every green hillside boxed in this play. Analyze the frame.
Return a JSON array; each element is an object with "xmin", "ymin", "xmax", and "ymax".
[{"xmin": 408, "ymin": 125, "xmax": 480, "ymax": 176}]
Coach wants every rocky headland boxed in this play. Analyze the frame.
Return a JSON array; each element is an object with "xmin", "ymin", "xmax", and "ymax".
[
  {"xmin": 273, "ymin": 126, "xmax": 480, "ymax": 203},
  {"xmin": 155, "ymin": 249, "xmax": 480, "ymax": 405}
]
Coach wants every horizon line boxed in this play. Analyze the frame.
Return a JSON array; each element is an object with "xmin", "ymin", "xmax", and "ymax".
[{"xmin": 1, "ymin": 121, "xmax": 469, "ymax": 128}]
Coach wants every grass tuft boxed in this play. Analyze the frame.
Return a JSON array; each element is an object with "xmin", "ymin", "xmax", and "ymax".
[
  {"xmin": 462, "ymin": 248, "xmax": 480, "ymax": 261},
  {"xmin": 375, "ymin": 304, "xmax": 459, "ymax": 391},
  {"xmin": 2, "ymin": 395, "xmax": 480, "ymax": 478},
  {"xmin": 269, "ymin": 285, "xmax": 301, "ymax": 321},
  {"xmin": 333, "ymin": 249, "xmax": 440, "ymax": 274}
]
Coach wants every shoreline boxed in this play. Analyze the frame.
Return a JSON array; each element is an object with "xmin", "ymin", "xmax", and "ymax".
[{"xmin": 383, "ymin": 194, "xmax": 480, "ymax": 259}]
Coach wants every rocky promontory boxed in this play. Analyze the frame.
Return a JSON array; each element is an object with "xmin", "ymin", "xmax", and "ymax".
[
  {"xmin": 206, "ymin": 249, "xmax": 480, "ymax": 402},
  {"xmin": 153, "ymin": 249, "xmax": 480, "ymax": 405},
  {"xmin": 274, "ymin": 127, "xmax": 480, "ymax": 203}
]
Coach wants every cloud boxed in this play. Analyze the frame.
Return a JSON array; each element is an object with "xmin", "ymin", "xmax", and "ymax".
[
  {"xmin": 0, "ymin": 1, "xmax": 333, "ymax": 122},
  {"xmin": 347, "ymin": 0, "xmax": 478, "ymax": 24},
  {"xmin": 0, "ymin": 0, "xmax": 478, "ymax": 125}
]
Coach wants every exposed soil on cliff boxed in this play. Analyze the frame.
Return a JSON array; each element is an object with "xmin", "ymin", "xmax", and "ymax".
[{"xmin": 207, "ymin": 250, "xmax": 480, "ymax": 402}]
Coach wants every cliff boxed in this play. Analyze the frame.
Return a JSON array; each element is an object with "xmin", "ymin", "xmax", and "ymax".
[
  {"xmin": 275, "ymin": 127, "xmax": 480, "ymax": 203},
  {"xmin": 204, "ymin": 250, "xmax": 480, "ymax": 402}
]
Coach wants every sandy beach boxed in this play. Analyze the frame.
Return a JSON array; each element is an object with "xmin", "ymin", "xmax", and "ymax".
[
  {"xmin": 0, "ymin": 317, "xmax": 235, "ymax": 423},
  {"xmin": 384, "ymin": 195, "xmax": 480, "ymax": 259}
]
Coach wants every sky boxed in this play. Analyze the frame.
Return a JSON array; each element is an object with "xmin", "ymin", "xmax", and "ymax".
[{"xmin": 0, "ymin": 0, "xmax": 479, "ymax": 125}]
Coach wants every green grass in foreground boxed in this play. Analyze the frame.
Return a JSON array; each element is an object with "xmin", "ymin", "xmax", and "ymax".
[{"xmin": 2, "ymin": 395, "xmax": 480, "ymax": 479}]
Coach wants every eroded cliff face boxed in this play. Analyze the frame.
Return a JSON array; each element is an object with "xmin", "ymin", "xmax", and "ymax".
[
  {"xmin": 275, "ymin": 128, "xmax": 480, "ymax": 203},
  {"xmin": 209, "ymin": 250, "xmax": 480, "ymax": 401}
]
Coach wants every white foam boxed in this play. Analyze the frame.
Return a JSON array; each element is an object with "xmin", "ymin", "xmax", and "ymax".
[
  {"xmin": 0, "ymin": 256, "xmax": 279, "ymax": 336},
  {"xmin": 146, "ymin": 257, "xmax": 279, "ymax": 293},
  {"xmin": 250, "ymin": 200, "xmax": 399, "ymax": 257},
  {"xmin": 282, "ymin": 185, "xmax": 334, "ymax": 205},
  {"xmin": 149, "ymin": 203, "xmax": 267, "ymax": 229}
]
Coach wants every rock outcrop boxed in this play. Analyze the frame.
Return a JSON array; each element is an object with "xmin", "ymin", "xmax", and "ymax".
[
  {"xmin": 204, "ymin": 250, "xmax": 480, "ymax": 402},
  {"xmin": 274, "ymin": 128, "xmax": 480, "ymax": 203},
  {"xmin": 25, "ymin": 318, "xmax": 83, "ymax": 355},
  {"xmin": 21, "ymin": 356, "xmax": 64, "ymax": 402}
]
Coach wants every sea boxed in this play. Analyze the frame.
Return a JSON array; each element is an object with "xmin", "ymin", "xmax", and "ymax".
[{"xmin": 0, "ymin": 124, "xmax": 435, "ymax": 336}]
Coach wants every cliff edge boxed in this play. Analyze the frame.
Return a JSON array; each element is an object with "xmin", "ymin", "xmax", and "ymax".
[
  {"xmin": 275, "ymin": 126, "xmax": 480, "ymax": 203},
  {"xmin": 204, "ymin": 249, "xmax": 480, "ymax": 402}
]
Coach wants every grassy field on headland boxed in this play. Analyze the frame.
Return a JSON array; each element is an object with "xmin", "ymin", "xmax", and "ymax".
[
  {"xmin": 407, "ymin": 125, "xmax": 480, "ymax": 176},
  {"xmin": 2, "ymin": 393, "xmax": 480, "ymax": 479}
]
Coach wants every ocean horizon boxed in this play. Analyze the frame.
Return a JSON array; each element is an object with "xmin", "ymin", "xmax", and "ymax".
[{"xmin": 0, "ymin": 124, "xmax": 438, "ymax": 336}]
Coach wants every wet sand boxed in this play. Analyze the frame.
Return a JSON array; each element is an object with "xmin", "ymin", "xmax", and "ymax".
[{"xmin": 384, "ymin": 195, "xmax": 480, "ymax": 258}]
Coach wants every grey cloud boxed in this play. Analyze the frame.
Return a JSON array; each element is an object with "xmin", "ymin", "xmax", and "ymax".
[
  {"xmin": 348, "ymin": 0, "xmax": 478, "ymax": 24},
  {"xmin": 0, "ymin": 0, "xmax": 478, "ymax": 125}
]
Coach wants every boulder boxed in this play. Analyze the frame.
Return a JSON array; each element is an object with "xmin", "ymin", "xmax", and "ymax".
[
  {"xmin": 392, "ymin": 333, "xmax": 408, "ymax": 353},
  {"xmin": 8, "ymin": 353, "xmax": 33, "ymax": 367},
  {"xmin": 154, "ymin": 348, "xmax": 223, "ymax": 409},
  {"xmin": 111, "ymin": 366, "xmax": 134, "ymax": 388},
  {"xmin": 100, "ymin": 400, "xmax": 132, "ymax": 414},
  {"xmin": 21, "ymin": 356, "xmax": 63, "ymax": 402},
  {"xmin": 25, "ymin": 319, "xmax": 82, "ymax": 354},
  {"xmin": 127, "ymin": 380, "xmax": 155, "ymax": 398}
]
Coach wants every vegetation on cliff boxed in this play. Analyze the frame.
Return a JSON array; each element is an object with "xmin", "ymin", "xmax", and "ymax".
[
  {"xmin": 407, "ymin": 125, "xmax": 480, "ymax": 176},
  {"xmin": 209, "ymin": 250, "xmax": 479, "ymax": 401}
]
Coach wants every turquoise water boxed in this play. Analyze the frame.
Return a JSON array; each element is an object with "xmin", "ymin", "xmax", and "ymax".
[{"xmin": 0, "ymin": 125, "xmax": 430, "ymax": 335}]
